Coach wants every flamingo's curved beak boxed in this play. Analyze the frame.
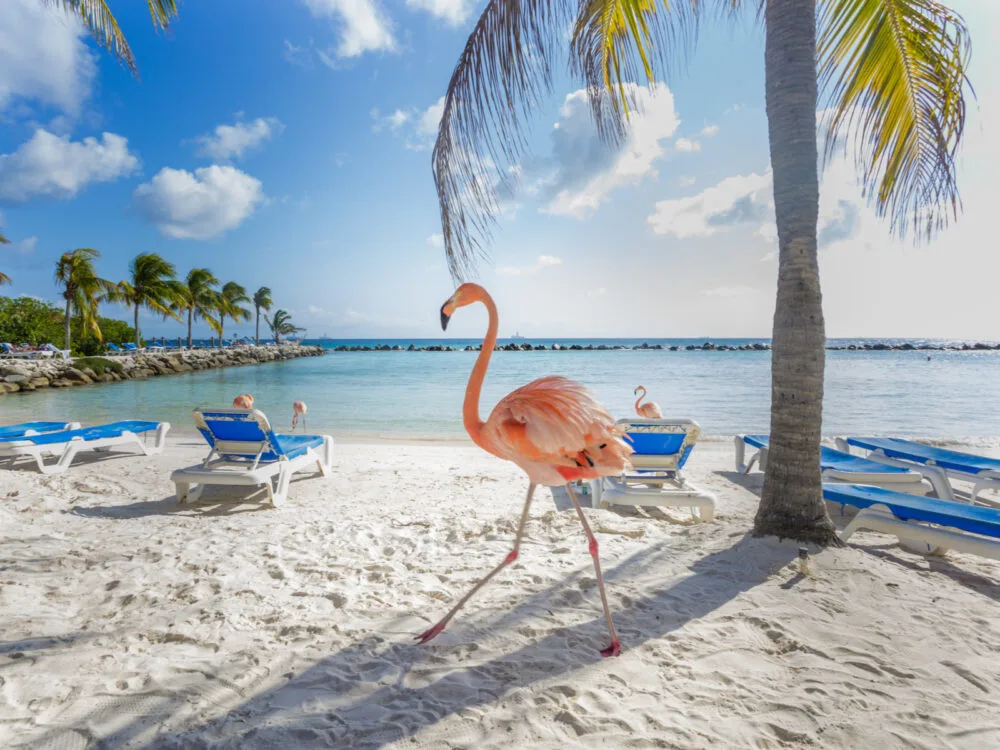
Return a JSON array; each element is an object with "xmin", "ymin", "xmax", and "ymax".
[{"xmin": 440, "ymin": 297, "xmax": 455, "ymax": 331}]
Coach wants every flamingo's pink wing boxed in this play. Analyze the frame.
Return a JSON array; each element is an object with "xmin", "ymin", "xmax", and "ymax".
[{"xmin": 485, "ymin": 376, "xmax": 632, "ymax": 472}]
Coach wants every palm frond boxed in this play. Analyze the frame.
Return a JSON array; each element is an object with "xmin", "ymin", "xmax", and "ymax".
[
  {"xmin": 432, "ymin": 0, "xmax": 584, "ymax": 280},
  {"xmin": 0, "ymin": 232, "xmax": 9, "ymax": 244},
  {"xmin": 53, "ymin": 0, "xmax": 136, "ymax": 74},
  {"xmin": 569, "ymin": 0, "xmax": 700, "ymax": 145},
  {"xmin": 818, "ymin": 0, "xmax": 972, "ymax": 240},
  {"xmin": 0, "ymin": 271, "xmax": 10, "ymax": 286},
  {"xmin": 52, "ymin": 0, "xmax": 178, "ymax": 77}
]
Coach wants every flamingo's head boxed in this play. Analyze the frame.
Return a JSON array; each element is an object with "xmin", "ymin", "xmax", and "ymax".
[
  {"xmin": 634, "ymin": 385, "xmax": 645, "ymax": 396},
  {"xmin": 440, "ymin": 283, "xmax": 486, "ymax": 331}
]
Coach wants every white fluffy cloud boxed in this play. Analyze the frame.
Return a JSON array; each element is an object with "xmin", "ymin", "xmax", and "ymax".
[
  {"xmin": 700, "ymin": 124, "xmax": 719, "ymax": 137},
  {"xmin": 0, "ymin": 130, "xmax": 139, "ymax": 201},
  {"xmin": 133, "ymin": 166, "xmax": 264, "ymax": 240},
  {"xmin": 542, "ymin": 83, "xmax": 680, "ymax": 219},
  {"xmin": 301, "ymin": 0, "xmax": 396, "ymax": 58},
  {"xmin": 648, "ymin": 171, "xmax": 773, "ymax": 239},
  {"xmin": 496, "ymin": 254, "xmax": 562, "ymax": 276},
  {"xmin": 373, "ymin": 97, "xmax": 444, "ymax": 150},
  {"xmin": 193, "ymin": 117, "xmax": 284, "ymax": 161},
  {"xmin": 0, "ymin": 0, "xmax": 95, "ymax": 116},
  {"xmin": 675, "ymin": 137, "xmax": 701, "ymax": 153},
  {"xmin": 427, "ymin": 233, "xmax": 444, "ymax": 247},
  {"xmin": 648, "ymin": 162, "xmax": 864, "ymax": 249},
  {"xmin": 405, "ymin": 0, "xmax": 475, "ymax": 26}
]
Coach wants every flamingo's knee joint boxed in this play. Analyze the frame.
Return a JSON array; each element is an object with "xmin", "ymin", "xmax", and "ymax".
[
  {"xmin": 504, "ymin": 549, "xmax": 519, "ymax": 565},
  {"xmin": 588, "ymin": 538, "xmax": 598, "ymax": 557}
]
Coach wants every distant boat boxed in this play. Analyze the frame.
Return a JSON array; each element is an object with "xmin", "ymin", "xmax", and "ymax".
[{"xmin": 510, "ymin": 331, "xmax": 526, "ymax": 341}]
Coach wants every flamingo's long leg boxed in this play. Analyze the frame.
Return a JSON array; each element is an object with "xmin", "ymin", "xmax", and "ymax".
[
  {"xmin": 416, "ymin": 483, "xmax": 537, "ymax": 645},
  {"xmin": 565, "ymin": 483, "xmax": 621, "ymax": 657}
]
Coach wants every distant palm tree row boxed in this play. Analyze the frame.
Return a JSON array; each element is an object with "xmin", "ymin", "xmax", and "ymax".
[{"xmin": 51, "ymin": 249, "xmax": 302, "ymax": 351}]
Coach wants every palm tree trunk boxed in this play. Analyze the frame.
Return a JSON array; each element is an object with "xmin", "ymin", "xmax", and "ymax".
[
  {"xmin": 255, "ymin": 307, "xmax": 260, "ymax": 346},
  {"xmin": 64, "ymin": 296, "xmax": 72, "ymax": 352},
  {"xmin": 220, "ymin": 315, "xmax": 225, "ymax": 347},
  {"xmin": 134, "ymin": 304, "xmax": 141, "ymax": 348},
  {"xmin": 753, "ymin": 0, "xmax": 839, "ymax": 545},
  {"xmin": 187, "ymin": 309, "xmax": 193, "ymax": 348}
]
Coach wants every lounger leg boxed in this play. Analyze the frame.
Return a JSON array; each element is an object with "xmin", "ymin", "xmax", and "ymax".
[
  {"xmin": 269, "ymin": 465, "xmax": 292, "ymax": 507},
  {"xmin": 39, "ymin": 443, "xmax": 81, "ymax": 475},
  {"xmin": 734, "ymin": 437, "xmax": 746, "ymax": 473}
]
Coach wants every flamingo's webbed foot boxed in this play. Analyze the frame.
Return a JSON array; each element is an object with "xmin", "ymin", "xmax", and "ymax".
[
  {"xmin": 600, "ymin": 639, "xmax": 622, "ymax": 658},
  {"xmin": 415, "ymin": 621, "xmax": 447, "ymax": 645}
]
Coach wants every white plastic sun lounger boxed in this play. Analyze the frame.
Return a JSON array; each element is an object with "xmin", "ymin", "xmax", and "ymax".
[
  {"xmin": 0, "ymin": 420, "xmax": 169, "ymax": 474},
  {"xmin": 823, "ymin": 483, "xmax": 1000, "ymax": 561},
  {"xmin": 836, "ymin": 437, "xmax": 1000, "ymax": 504},
  {"xmin": 0, "ymin": 421, "xmax": 81, "ymax": 439},
  {"xmin": 736, "ymin": 434, "xmax": 931, "ymax": 494},
  {"xmin": 590, "ymin": 418, "xmax": 715, "ymax": 522},
  {"xmin": 171, "ymin": 408, "xmax": 334, "ymax": 507}
]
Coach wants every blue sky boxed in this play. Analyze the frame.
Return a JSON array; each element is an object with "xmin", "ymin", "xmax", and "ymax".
[{"xmin": 0, "ymin": 0, "xmax": 997, "ymax": 340}]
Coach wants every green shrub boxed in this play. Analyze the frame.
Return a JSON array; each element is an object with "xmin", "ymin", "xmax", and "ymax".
[
  {"xmin": 73, "ymin": 357, "xmax": 124, "ymax": 377},
  {"xmin": 0, "ymin": 296, "xmax": 63, "ymax": 345}
]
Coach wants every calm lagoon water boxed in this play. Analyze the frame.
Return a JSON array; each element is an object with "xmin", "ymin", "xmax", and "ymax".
[{"xmin": 1, "ymin": 339, "xmax": 998, "ymax": 439}]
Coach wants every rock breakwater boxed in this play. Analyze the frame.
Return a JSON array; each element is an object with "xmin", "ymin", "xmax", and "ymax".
[{"xmin": 0, "ymin": 346, "xmax": 324, "ymax": 395}]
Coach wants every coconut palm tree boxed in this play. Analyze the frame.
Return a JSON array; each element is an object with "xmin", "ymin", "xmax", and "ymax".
[
  {"xmin": 111, "ymin": 253, "xmax": 181, "ymax": 347},
  {"xmin": 430, "ymin": 0, "xmax": 971, "ymax": 544},
  {"xmin": 252, "ymin": 286, "xmax": 273, "ymax": 345},
  {"xmin": 216, "ymin": 282, "xmax": 252, "ymax": 344},
  {"xmin": 54, "ymin": 248, "xmax": 115, "ymax": 352},
  {"xmin": 266, "ymin": 309, "xmax": 303, "ymax": 345},
  {"xmin": 54, "ymin": 1, "xmax": 179, "ymax": 76},
  {"xmin": 0, "ymin": 271, "xmax": 11, "ymax": 286},
  {"xmin": 176, "ymin": 268, "xmax": 222, "ymax": 348}
]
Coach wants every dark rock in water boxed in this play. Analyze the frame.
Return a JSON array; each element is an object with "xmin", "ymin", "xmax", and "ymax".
[
  {"xmin": 570, "ymin": 344, "xmax": 583, "ymax": 350},
  {"xmin": 552, "ymin": 343, "xmax": 561, "ymax": 350},
  {"xmin": 900, "ymin": 343, "xmax": 915, "ymax": 350},
  {"xmin": 669, "ymin": 346, "xmax": 679, "ymax": 351},
  {"xmin": 639, "ymin": 342, "xmax": 649, "ymax": 349},
  {"xmin": 702, "ymin": 342, "xmax": 715, "ymax": 350},
  {"xmin": 686, "ymin": 345, "xmax": 696, "ymax": 351},
  {"xmin": 973, "ymin": 342, "xmax": 990, "ymax": 350}
]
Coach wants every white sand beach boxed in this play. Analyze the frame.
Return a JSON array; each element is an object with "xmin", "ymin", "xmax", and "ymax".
[{"xmin": 2, "ymin": 436, "xmax": 999, "ymax": 749}]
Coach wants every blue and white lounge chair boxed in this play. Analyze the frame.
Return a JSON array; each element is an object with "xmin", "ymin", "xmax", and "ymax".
[
  {"xmin": 123, "ymin": 343, "xmax": 141, "ymax": 353},
  {"xmin": 106, "ymin": 342, "xmax": 123, "ymax": 354},
  {"xmin": 0, "ymin": 421, "xmax": 81, "ymax": 439},
  {"xmin": 170, "ymin": 408, "xmax": 334, "ymax": 507},
  {"xmin": 837, "ymin": 437, "xmax": 1000, "ymax": 504},
  {"xmin": 736, "ymin": 434, "xmax": 930, "ymax": 494},
  {"xmin": 590, "ymin": 418, "xmax": 715, "ymax": 521},
  {"xmin": 824, "ymin": 483, "xmax": 1000, "ymax": 561},
  {"xmin": 0, "ymin": 420, "xmax": 169, "ymax": 474}
]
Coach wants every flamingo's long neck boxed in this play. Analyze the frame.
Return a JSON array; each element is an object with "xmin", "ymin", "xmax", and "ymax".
[
  {"xmin": 464, "ymin": 291, "xmax": 498, "ymax": 451},
  {"xmin": 634, "ymin": 386, "xmax": 647, "ymax": 412}
]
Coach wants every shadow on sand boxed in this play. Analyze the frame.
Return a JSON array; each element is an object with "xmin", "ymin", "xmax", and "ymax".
[{"xmin": 59, "ymin": 533, "xmax": 796, "ymax": 749}]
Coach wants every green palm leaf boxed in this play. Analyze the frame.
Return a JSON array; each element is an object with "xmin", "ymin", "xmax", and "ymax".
[
  {"xmin": 51, "ymin": 0, "xmax": 179, "ymax": 77},
  {"xmin": 818, "ymin": 0, "xmax": 971, "ymax": 239}
]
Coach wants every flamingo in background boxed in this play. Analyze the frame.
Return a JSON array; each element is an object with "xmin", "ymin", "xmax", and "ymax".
[
  {"xmin": 292, "ymin": 401, "xmax": 307, "ymax": 431},
  {"xmin": 633, "ymin": 385, "xmax": 662, "ymax": 419},
  {"xmin": 417, "ymin": 283, "xmax": 633, "ymax": 657},
  {"xmin": 233, "ymin": 393, "xmax": 254, "ymax": 409}
]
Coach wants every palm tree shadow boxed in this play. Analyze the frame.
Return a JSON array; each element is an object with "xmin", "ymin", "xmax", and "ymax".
[{"xmin": 125, "ymin": 535, "xmax": 795, "ymax": 749}]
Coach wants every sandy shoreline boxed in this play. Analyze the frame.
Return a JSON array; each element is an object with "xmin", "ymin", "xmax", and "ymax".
[{"xmin": 1, "ymin": 438, "xmax": 999, "ymax": 749}]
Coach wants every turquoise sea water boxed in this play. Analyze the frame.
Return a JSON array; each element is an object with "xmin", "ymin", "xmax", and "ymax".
[{"xmin": 1, "ymin": 339, "xmax": 998, "ymax": 439}]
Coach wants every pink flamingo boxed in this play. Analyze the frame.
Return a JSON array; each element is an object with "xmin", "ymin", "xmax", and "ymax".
[
  {"xmin": 633, "ymin": 385, "xmax": 662, "ymax": 419},
  {"xmin": 233, "ymin": 394, "xmax": 254, "ymax": 409},
  {"xmin": 292, "ymin": 401, "xmax": 307, "ymax": 431},
  {"xmin": 417, "ymin": 283, "xmax": 633, "ymax": 657}
]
